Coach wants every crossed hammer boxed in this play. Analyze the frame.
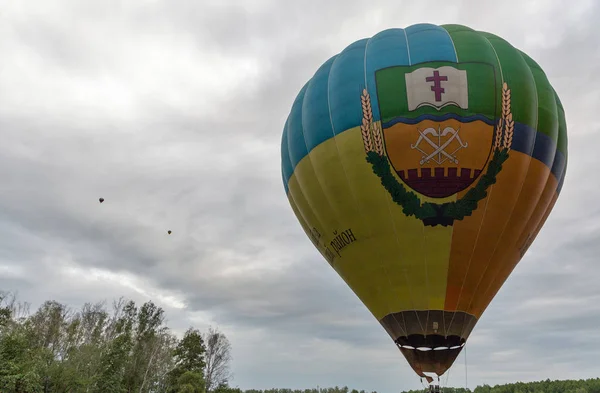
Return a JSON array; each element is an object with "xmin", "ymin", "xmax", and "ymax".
[{"xmin": 411, "ymin": 126, "xmax": 468, "ymax": 165}]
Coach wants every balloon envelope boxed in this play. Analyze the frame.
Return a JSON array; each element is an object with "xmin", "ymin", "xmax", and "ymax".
[{"xmin": 280, "ymin": 23, "xmax": 567, "ymax": 377}]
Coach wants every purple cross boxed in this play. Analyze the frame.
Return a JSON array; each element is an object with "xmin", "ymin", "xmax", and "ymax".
[{"xmin": 425, "ymin": 70, "xmax": 448, "ymax": 101}]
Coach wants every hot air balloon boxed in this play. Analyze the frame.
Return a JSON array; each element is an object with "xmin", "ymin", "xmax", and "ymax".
[
  {"xmin": 99, "ymin": 197, "xmax": 104, "ymax": 203},
  {"xmin": 280, "ymin": 23, "xmax": 567, "ymax": 385},
  {"xmin": 167, "ymin": 230, "xmax": 172, "ymax": 235}
]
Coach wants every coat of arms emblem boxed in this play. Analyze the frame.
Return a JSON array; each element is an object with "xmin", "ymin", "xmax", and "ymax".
[{"xmin": 361, "ymin": 61, "xmax": 514, "ymax": 226}]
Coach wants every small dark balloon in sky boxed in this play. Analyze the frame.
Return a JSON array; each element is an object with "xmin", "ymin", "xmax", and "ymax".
[
  {"xmin": 99, "ymin": 198, "xmax": 104, "ymax": 203},
  {"xmin": 167, "ymin": 230, "xmax": 172, "ymax": 235}
]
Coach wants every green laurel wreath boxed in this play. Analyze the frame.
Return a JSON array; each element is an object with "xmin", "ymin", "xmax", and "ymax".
[{"xmin": 365, "ymin": 148, "xmax": 509, "ymax": 223}]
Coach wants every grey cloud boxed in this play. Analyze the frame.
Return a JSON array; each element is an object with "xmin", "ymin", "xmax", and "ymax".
[{"xmin": 1, "ymin": 1, "xmax": 599, "ymax": 393}]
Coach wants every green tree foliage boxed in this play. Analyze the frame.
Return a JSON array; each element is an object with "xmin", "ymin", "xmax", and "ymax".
[
  {"xmin": 208, "ymin": 381, "xmax": 600, "ymax": 393},
  {"xmin": 2, "ymin": 291, "xmax": 600, "ymax": 393},
  {"xmin": 167, "ymin": 327, "xmax": 207, "ymax": 392},
  {"xmin": 468, "ymin": 378, "xmax": 600, "ymax": 393},
  {"xmin": 177, "ymin": 371, "xmax": 206, "ymax": 393},
  {"xmin": 0, "ymin": 291, "xmax": 226, "ymax": 393}
]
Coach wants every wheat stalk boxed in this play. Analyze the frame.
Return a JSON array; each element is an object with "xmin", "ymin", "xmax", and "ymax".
[
  {"xmin": 503, "ymin": 112, "xmax": 514, "ymax": 151},
  {"xmin": 494, "ymin": 118, "xmax": 503, "ymax": 149},
  {"xmin": 372, "ymin": 122, "xmax": 384, "ymax": 155},
  {"xmin": 361, "ymin": 89, "xmax": 374, "ymax": 152},
  {"xmin": 361, "ymin": 89, "xmax": 374, "ymax": 123},
  {"xmin": 361, "ymin": 88, "xmax": 385, "ymax": 155},
  {"xmin": 361, "ymin": 119, "xmax": 374, "ymax": 152},
  {"xmin": 502, "ymin": 82, "xmax": 511, "ymax": 119},
  {"xmin": 501, "ymin": 83, "xmax": 514, "ymax": 151}
]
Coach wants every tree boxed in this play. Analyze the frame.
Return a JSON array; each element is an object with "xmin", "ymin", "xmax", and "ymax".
[
  {"xmin": 174, "ymin": 328, "xmax": 206, "ymax": 372},
  {"xmin": 93, "ymin": 300, "xmax": 136, "ymax": 393},
  {"xmin": 167, "ymin": 327, "xmax": 207, "ymax": 392},
  {"xmin": 203, "ymin": 326, "xmax": 232, "ymax": 392},
  {"xmin": 213, "ymin": 383, "xmax": 242, "ymax": 393},
  {"xmin": 0, "ymin": 324, "xmax": 44, "ymax": 393},
  {"xmin": 176, "ymin": 371, "xmax": 206, "ymax": 393},
  {"xmin": 123, "ymin": 300, "xmax": 167, "ymax": 393}
]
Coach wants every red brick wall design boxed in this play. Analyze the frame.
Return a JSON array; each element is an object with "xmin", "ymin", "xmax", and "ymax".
[{"xmin": 397, "ymin": 167, "xmax": 481, "ymax": 198}]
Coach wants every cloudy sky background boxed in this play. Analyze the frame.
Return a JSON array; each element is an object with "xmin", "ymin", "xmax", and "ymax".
[{"xmin": 1, "ymin": 1, "xmax": 599, "ymax": 392}]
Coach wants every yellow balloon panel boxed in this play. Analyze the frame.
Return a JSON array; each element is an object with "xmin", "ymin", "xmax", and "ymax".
[{"xmin": 288, "ymin": 125, "xmax": 458, "ymax": 318}]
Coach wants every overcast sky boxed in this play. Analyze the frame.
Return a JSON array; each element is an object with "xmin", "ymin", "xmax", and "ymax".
[{"xmin": 1, "ymin": 1, "xmax": 599, "ymax": 392}]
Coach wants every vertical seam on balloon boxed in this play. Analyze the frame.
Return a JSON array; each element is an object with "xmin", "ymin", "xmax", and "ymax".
[
  {"xmin": 484, "ymin": 146, "xmax": 565, "ymax": 320},
  {"xmin": 400, "ymin": 27, "xmax": 429, "ymax": 336},
  {"xmin": 298, "ymin": 82, "xmax": 345, "ymax": 271},
  {"xmin": 286, "ymin": 90, "xmax": 335, "ymax": 269},
  {"xmin": 559, "ymin": 156, "xmax": 567, "ymax": 192},
  {"xmin": 286, "ymin": 91, "xmax": 336, "ymax": 270},
  {"xmin": 445, "ymin": 33, "xmax": 502, "ymax": 338},
  {"xmin": 286, "ymin": 191, "xmax": 317, "ymax": 255},
  {"xmin": 415, "ymin": 29, "xmax": 432, "ymax": 334},
  {"xmin": 286, "ymin": 182, "xmax": 331, "ymax": 268},
  {"xmin": 442, "ymin": 26, "xmax": 459, "ymax": 64},
  {"xmin": 400, "ymin": 29, "xmax": 429, "ymax": 336},
  {"xmin": 474, "ymin": 60, "xmax": 563, "ymax": 318},
  {"xmin": 326, "ymin": 43, "xmax": 408, "ymax": 338},
  {"xmin": 404, "ymin": 24, "xmax": 464, "ymax": 338},
  {"xmin": 362, "ymin": 34, "xmax": 411, "ymax": 338},
  {"xmin": 557, "ymin": 95, "xmax": 568, "ymax": 192},
  {"xmin": 527, "ymin": 158, "xmax": 565, "ymax": 240},
  {"xmin": 381, "ymin": 31, "xmax": 422, "ymax": 337},
  {"xmin": 555, "ymin": 97, "xmax": 568, "ymax": 190},
  {"xmin": 421, "ymin": 223, "xmax": 430, "ymax": 337},
  {"xmin": 553, "ymin": 90, "xmax": 568, "ymax": 194},
  {"xmin": 440, "ymin": 27, "xmax": 459, "ymax": 336},
  {"xmin": 284, "ymin": 160, "xmax": 326, "ymax": 257},
  {"xmin": 281, "ymin": 120, "xmax": 290, "ymax": 193},
  {"xmin": 281, "ymin": 117, "xmax": 293, "ymax": 193},
  {"xmin": 462, "ymin": 47, "xmax": 542, "ymax": 322},
  {"xmin": 403, "ymin": 29, "xmax": 412, "ymax": 66},
  {"xmin": 414, "ymin": 30, "xmax": 431, "ymax": 337},
  {"xmin": 392, "ymin": 28, "xmax": 412, "ymax": 337}
]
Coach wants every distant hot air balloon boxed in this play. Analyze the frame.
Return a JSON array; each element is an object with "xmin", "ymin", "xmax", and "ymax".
[
  {"xmin": 281, "ymin": 23, "xmax": 567, "ymax": 383},
  {"xmin": 167, "ymin": 230, "xmax": 172, "ymax": 235},
  {"xmin": 99, "ymin": 198, "xmax": 104, "ymax": 203}
]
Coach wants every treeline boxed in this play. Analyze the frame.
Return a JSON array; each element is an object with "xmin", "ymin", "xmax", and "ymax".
[
  {"xmin": 252, "ymin": 379, "xmax": 600, "ymax": 393},
  {"xmin": 240, "ymin": 389, "xmax": 376, "ymax": 393},
  {"xmin": 471, "ymin": 378, "xmax": 600, "ymax": 393},
  {"xmin": 400, "ymin": 378, "xmax": 600, "ymax": 393},
  {"xmin": 2, "ymin": 291, "xmax": 599, "ymax": 393},
  {"xmin": 0, "ymin": 290, "xmax": 232, "ymax": 393},
  {"xmin": 212, "ymin": 378, "xmax": 600, "ymax": 393}
]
